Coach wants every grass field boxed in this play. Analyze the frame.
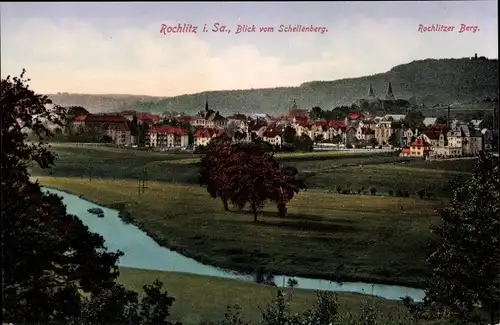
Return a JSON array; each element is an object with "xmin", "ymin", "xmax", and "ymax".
[
  {"xmin": 117, "ymin": 267, "xmax": 407, "ymax": 325},
  {"xmin": 38, "ymin": 177, "xmax": 442, "ymax": 288},
  {"xmin": 30, "ymin": 143, "xmax": 475, "ymax": 198}
]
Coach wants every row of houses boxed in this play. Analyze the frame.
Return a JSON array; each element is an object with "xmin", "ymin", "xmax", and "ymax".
[
  {"xmin": 64, "ymin": 103, "xmax": 497, "ymax": 157},
  {"xmin": 400, "ymin": 124, "xmax": 486, "ymax": 159}
]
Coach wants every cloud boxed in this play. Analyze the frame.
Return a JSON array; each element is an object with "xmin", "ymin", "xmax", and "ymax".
[{"xmin": 1, "ymin": 15, "xmax": 497, "ymax": 96}]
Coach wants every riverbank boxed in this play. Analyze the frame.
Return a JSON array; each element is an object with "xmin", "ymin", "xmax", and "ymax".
[
  {"xmin": 38, "ymin": 176, "xmax": 440, "ymax": 289},
  {"xmin": 117, "ymin": 267, "xmax": 408, "ymax": 325}
]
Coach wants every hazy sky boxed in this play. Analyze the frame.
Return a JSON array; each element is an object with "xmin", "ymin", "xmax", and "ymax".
[{"xmin": 1, "ymin": 1, "xmax": 497, "ymax": 96}]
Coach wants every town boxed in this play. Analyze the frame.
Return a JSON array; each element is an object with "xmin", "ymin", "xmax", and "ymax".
[{"xmin": 59, "ymin": 82, "xmax": 499, "ymax": 159}]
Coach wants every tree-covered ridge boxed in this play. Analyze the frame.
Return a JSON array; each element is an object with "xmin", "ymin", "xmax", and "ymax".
[{"xmin": 48, "ymin": 57, "xmax": 497, "ymax": 115}]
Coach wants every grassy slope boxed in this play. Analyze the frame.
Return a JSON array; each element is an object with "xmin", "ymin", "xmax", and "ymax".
[
  {"xmin": 31, "ymin": 144, "xmax": 475, "ymax": 197},
  {"xmin": 117, "ymin": 267, "xmax": 406, "ymax": 325},
  {"xmin": 38, "ymin": 177, "xmax": 441, "ymax": 288},
  {"xmin": 48, "ymin": 58, "xmax": 498, "ymax": 115}
]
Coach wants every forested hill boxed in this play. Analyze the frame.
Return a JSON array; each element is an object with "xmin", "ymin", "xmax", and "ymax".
[{"xmin": 48, "ymin": 57, "xmax": 498, "ymax": 115}]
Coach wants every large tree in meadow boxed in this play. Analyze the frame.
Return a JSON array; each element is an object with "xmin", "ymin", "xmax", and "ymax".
[
  {"xmin": 424, "ymin": 152, "xmax": 499, "ymax": 325},
  {"xmin": 1, "ymin": 71, "xmax": 177, "ymax": 324},
  {"xmin": 199, "ymin": 138, "xmax": 305, "ymax": 221}
]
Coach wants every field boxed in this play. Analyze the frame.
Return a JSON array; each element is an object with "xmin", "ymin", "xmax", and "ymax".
[
  {"xmin": 30, "ymin": 143, "xmax": 476, "ymax": 197},
  {"xmin": 117, "ymin": 267, "xmax": 406, "ymax": 325},
  {"xmin": 38, "ymin": 176, "xmax": 442, "ymax": 288}
]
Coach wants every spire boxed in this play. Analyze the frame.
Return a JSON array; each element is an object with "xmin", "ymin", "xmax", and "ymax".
[
  {"xmin": 292, "ymin": 99, "xmax": 298, "ymax": 110},
  {"xmin": 205, "ymin": 99, "xmax": 209, "ymax": 112},
  {"xmin": 368, "ymin": 84, "xmax": 375, "ymax": 97},
  {"xmin": 385, "ymin": 82, "xmax": 395, "ymax": 101}
]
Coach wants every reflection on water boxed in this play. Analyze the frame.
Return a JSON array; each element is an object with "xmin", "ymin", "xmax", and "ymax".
[{"xmin": 43, "ymin": 188, "xmax": 425, "ymax": 302}]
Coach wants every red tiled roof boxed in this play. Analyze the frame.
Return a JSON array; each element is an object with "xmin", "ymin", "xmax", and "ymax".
[
  {"xmin": 362, "ymin": 120, "xmax": 376, "ymax": 124},
  {"xmin": 193, "ymin": 127, "xmax": 223, "ymax": 138},
  {"xmin": 289, "ymin": 109, "xmax": 308, "ymax": 118},
  {"xmin": 298, "ymin": 122, "xmax": 310, "ymax": 128},
  {"xmin": 423, "ymin": 131, "xmax": 441, "ymax": 140},
  {"xmin": 175, "ymin": 115, "xmax": 193, "ymax": 123},
  {"xmin": 263, "ymin": 127, "xmax": 280, "ymax": 138},
  {"xmin": 85, "ymin": 114, "xmax": 129, "ymax": 123},
  {"xmin": 136, "ymin": 114, "xmax": 161, "ymax": 122},
  {"xmin": 313, "ymin": 121, "xmax": 328, "ymax": 127},
  {"xmin": 327, "ymin": 120, "xmax": 345, "ymax": 129},
  {"xmin": 149, "ymin": 125, "xmax": 187, "ymax": 136},
  {"xmin": 107, "ymin": 123, "xmax": 130, "ymax": 132},
  {"xmin": 73, "ymin": 114, "xmax": 89, "ymax": 121},
  {"xmin": 293, "ymin": 116, "xmax": 308, "ymax": 121},
  {"xmin": 139, "ymin": 118, "xmax": 154, "ymax": 126},
  {"xmin": 348, "ymin": 112, "xmax": 361, "ymax": 120},
  {"xmin": 401, "ymin": 147, "xmax": 410, "ymax": 153},
  {"xmin": 411, "ymin": 138, "xmax": 430, "ymax": 147}
]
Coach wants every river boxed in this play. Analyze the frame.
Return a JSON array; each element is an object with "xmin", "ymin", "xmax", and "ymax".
[{"xmin": 44, "ymin": 188, "xmax": 425, "ymax": 302}]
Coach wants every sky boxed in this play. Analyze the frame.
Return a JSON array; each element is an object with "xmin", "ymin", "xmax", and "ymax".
[{"xmin": 1, "ymin": 1, "xmax": 498, "ymax": 97}]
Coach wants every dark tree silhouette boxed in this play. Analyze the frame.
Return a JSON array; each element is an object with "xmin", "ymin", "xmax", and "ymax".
[
  {"xmin": 2, "ymin": 71, "xmax": 177, "ymax": 324},
  {"xmin": 198, "ymin": 139, "xmax": 305, "ymax": 221},
  {"xmin": 423, "ymin": 152, "xmax": 499, "ymax": 325}
]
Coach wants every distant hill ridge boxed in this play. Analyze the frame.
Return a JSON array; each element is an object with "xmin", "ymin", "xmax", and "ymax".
[{"xmin": 48, "ymin": 57, "xmax": 498, "ymax": 115}]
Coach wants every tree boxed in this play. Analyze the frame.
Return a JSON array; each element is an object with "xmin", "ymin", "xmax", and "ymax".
[
  {"xmin": 199, "ymin": 140, "xmax": 305, "ymax": 221},
  {"xmin": 309, "ymin": 106, "xmax": 323, "ymax": 120},
  {"xmin": 423, "ymin": 152, "xmax": 499, "ymax": 324},
  {"xmin": 368, "ymin": 137, "xmax": 378, "ymax": 148},
  {"xmin": 282, "ymin": 126, "xmax": 296, "ymax": 144},
  {"xmin": 436, "ymin": 116, "xmax": 448, "ymax": 125},
  {"xmin": 404, "ymin": 110, "xmax": 425, "ymax": 129},
  {"xmin": 388, "ymin": 133, "xmax": 400, "ymax": 147},
  {"xmin": 2, "ymin": 71, "xmax": 177, "ymax": 324}
]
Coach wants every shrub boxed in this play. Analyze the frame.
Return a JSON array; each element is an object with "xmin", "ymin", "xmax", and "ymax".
[
  {"xmin": 388, "ymin": 189, "xmax": 394, "ymax": 196},
  {"xmin": 370, "ymin": 187, "xmax": 377, "ymax": 195}
]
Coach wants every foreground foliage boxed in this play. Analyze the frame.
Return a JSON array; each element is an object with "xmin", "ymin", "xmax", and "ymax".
[{"xmin": 2, "ymin": 71, "xmax": 177, "ymax": 324}]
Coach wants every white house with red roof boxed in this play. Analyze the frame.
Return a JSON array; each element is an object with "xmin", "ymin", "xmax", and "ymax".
[
  {"xmin": 262, "ymin": 126, "xmax": 283, "ymax": 147},
  {"xmin": 193, "ymin": 127, "xmax": 225, "ymax": 147},
  {"xmin": 149, "ymin": 125, "xmax": 189, "ymax": 149}
]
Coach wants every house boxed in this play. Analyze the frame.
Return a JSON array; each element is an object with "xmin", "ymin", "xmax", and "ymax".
[
  {"xmin": 193, "ymin": 127, "xmax": 225, "ymax": 147},
  {"xmin": 482, "ymin": 129, "xmax": 499, "ymax": 151},
  {"xmin": 344, "ymin": 112, "xmax": 363, "ymax": 126},
  {"xmin": 68, "ymin": 114, "xmax": 88, "ymax": 134},
  {"xmin": 190, "ymin": 101, "xmax": 228, "ymax": 129},
  {"xmin": 374, "ymin": 120, "xmax": 393, "ymax": 145},
  {"xmin": 106, "ymin": 123, "xmax": 132, "ymax": 146},
  {"xmin": 361, "ymin": 128, "xmax": 375, "ymax": 142},
  {"xmin": 446, "ymin": 127, "xmax": 463, "ymax": 157},
  {"xmin": 262, "ymin": 127, "xmax": 283, "ymax": 147},
  {"xmin": 149, "ymin": 125, "xmax": 189, "ymax": 149},
  {"xmin": 323, "ymin": 121, "xmax": 346, "ymax": 142},
  {"xmin": 294, "ymin": 123, "xmax": 311, "ymax": 137},
  {"xmin": 69, "ymin": 114, "xmax": 129, "ymax": 135},
  {"xmin": 136, "ymin": 114, "xmax": 162, "ymax": 125},
  {"xmin": 401, "ymin": 137, "xmax": 431, "ymax": 158}
]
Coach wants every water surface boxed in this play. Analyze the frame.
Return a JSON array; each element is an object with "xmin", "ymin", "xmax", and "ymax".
[{"xmin": 44, "ymin": 187, "xmax": 425, "ymax": 302}]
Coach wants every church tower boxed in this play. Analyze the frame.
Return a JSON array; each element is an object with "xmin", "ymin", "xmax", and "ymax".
[
  {"xmin": 368, "ymin": 84, "xmax": 375, "ymax": 98},
  {"xmin": 385, "ymin": 82, "xmax": 395, "ymax": 101}
]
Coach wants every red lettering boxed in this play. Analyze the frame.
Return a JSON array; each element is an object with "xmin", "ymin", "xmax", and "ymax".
[
  {"xmin": 160, "ymin": 24, "xmax": 167, "ymax": 35},
  {"xmin": 417, "ymin": 24, "xmax": 423, "ymax": 33}
]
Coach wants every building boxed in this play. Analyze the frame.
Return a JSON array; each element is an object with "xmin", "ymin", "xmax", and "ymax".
[
  {"xmin": 374, "ymin": 120, "xmax": 393, "ymax": 145},
  {"xmin": 262, "ymin": 127, "xmax": 283, "ymax": 147},
  {"xmin": 190, "ymin": 101, "xmax": 228, "ymax": 129},
  {"xmin": 401, "ymin": 137, "xmax": 430, "ymax": 158},
  {"xmin": 148, "ymin": 125, "xmax": 189, "ymax": 149},
  {"xmin": 385, "ymin": 82, "xmax": 395, "ymax": 101},
  {"xmin": 106, "ymin": 123, "xmax": 132, "ymax": 146},
  {"xmin": 193, "ymin": 127, "xmax": 225, "ymax": 147}
]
